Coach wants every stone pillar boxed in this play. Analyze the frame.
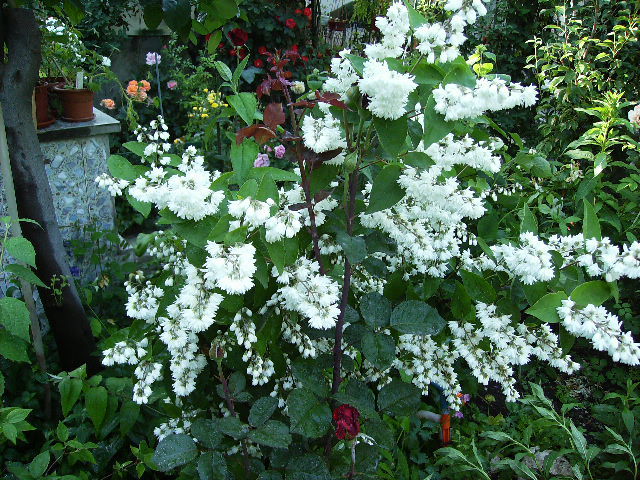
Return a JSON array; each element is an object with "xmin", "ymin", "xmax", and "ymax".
[{"xmin": 1, "ymin": 108, "xmax": 120, "ymax": 290}]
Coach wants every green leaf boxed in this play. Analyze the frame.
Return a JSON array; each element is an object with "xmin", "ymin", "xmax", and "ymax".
[
  {"xmin": 583, "ymin": 200, "xmax": 601, "ymax": 240},
  {"xmin": 459, "ymin": 270, "xmax": 497, "ymax": 304},
  {"xmin": 422, "ymin": 97, "xmax": 454, "ymax": 148},
  {"xmin": 374, "ymin": 116, "xmax": 408, "ymax": 157},
  {"xmin": 4, "ymin": 264, "xmax": 46, "ymax": 288},
  {"xmin": 345, "ymin": 54, "xmax": 365, "ymax": 76},
  {"xmin": 214, "ymin": 61, "xmax": 233, "ymax": 82},
  {"xmin": 162, "ymin": 0, "xmax": 191, "ymax": 32},
  {"xmin": 153, "ymin": 433, "xmax": 198, "ymax": 472},
  {"xmin": 570, "ymin": 423, "xmax": 588, "ymax": 461},
  {"xmin": 336, "ymin": 232, "xmax": 367, "ymax": 264},
  {"xmin": 412, "ymin": 63, "xmax": 444, "ymax": 85},
  {"xmin": 126, "ymin": 192, "xmax": 152, "ymax": 218},
  {"xmin": 0, "ymin": 297, "xmax": 31, "ymax": 341},
  {"xmin": 249, "ymin": 420, "xmax": 292, "ymax": 449},
  {"xmin": 190, "ymin": 419, "xmax": 221, "ymax": 449},
  {"xmin": 174, "ymin": 216, "xmax": 217, "ymax": 248},
  {"xmin": 119, "ymin": 401, "xmax": 140, "ymax": 435},
  {"xmin": 122, "ymin": 142, "xmax": 148, "ymax": 157},
  {"xmin": 197, "ymin": 451, "xmax": 228, "ymax": 480},
  {"xmin": 59, "ymin": 377, "xmax": 83, "ymax": 416},
  {"xmin": 514, "ymin": 151, "xmax": 551, "ymax": 178},
  {"xmin": 390, "ymin": 300, "xmax": 445, "ymax": 335},
  {"xmin": 361, "ymin": 331, "xmax": 396, "ymax": 370},
  {"xmin": 402, "ymin": 0, "xmax": 428, "ymax": 28},
  {"xmin": 108, "ymin": 154, "xmax": 138, "ymax": 181},
  {"xmin": 28, "ymin": 451, "xmax": 50, "ymax": 477},
  {"xmin": 217, "ymin": 416, "xmax": 248, "ymax": 439},
  {"xmin": 56, "ymin": 422, "xmax": 69, "ymax": 442},
  {"xmin": 520, "ymin": 203, "xmax": 538, "ymax": 234},
  {"xmin": 5, "ymin": 237, "xmax": 36, "ymax": 267},
  {"xmin": 0, "ymin": 371, "xmax": 4, "ymax": 397},
  {"xmin": 227, "ymin": 92, "xmax": 258, "ymax": 126},
  {"xmin": 0, "ymin": 330, "xmax": 29, "ymax": 362},
  {"xmin": 570, "ymin": 281, "xmax": 611, "ymax": 307},
  {"xmin": 366, "ymin": 164, "xmax": 405, "ymax": 214},
  {"xmin": 249, "ymin": 396, "xmax": 279, "ymax": 427},
  {"xmin": 286, "ymin": 388, "xmax": 331, "ymax": 438},
  {"xmin": 85, "ymin": 386, "xmax": 108, "ymax": 430},
  {"xmin": 206, "ymin": 30, "xmax": 223, "ymax": 55},
  {"xmin": 143, "ymin": 3, "xmax": 163, "ymax": 29},
  {"xmin": 377, "ymin": 379, "xmax": 421, "ymax": 416},
  {"xmin": 264, "ymin": 235, "xmax": 298, "ymax": 273},
  {"xmin": 248, "ymin": 167, "xmax": 300, "ymax": 183},
  {"xmin": 359, "ymin": 292, "xmax": 392, "ymax": 328},
  {"xmin": 526, "ymin": 292, "xmax": 568, "ymax": 323},
  {"xmin": 231, "ymin": 139, "xmax": 259, "ymax": 185},
  {"xmin": 333, "ymin": 379, "xmax": 376, "ymax": 417},
  {"xmin": 443, "ymin": 56, "xmax": 477, "ymax": 88}
]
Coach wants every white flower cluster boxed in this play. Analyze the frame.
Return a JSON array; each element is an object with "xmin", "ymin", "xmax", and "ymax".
[
  {"xmin": 361, "ymin": 164, "xmax": 485, "ymax": 277},
  {"xmin": 133, "ymin": 362, "xmax": 163, "ymax": 404},
  {"xmin": 425, "ymin": 133, "xmax": 502, "ymax": 173},
  {"xmin": 359, "ymin": 60, "xmax": 418, "ymax": 120},
  {"xmin": 301, "ymin": 105, "xmax": 347, "ymax": 153},
  {"xmin": 153, "ymin": 409, "xmax": 198, "ymax": 441},
  {"xmin": 229, "ymin": 197, "xmax": 273, "ymax": 230},
  {"xmin": 230, "ymin": 309, "xmax": 275, "ymax": 386},
  {"xmin": 282, "ymin": 317, "xmax": 318, "ymax": 358},
  {"xmin": 95, "ymin": 173, "xmax": 129, "ymax": 196},
  {"xmin": 415, "ymin": 0, "xmax": 490, "ymax": 63},
  {"xmin": 124, "ymin": 272, "xmax": 163, "ymax": 323},
  {"xmin": 102, "ymin": 338, "xmax": 148, "ymax": 366},
  {"xmin": 323, "ymin": 49, "xmax": 359, "ymax": 100},
  {"xmin": 272, "ymin": 258, "xmax": 341, "ymax": 329},
  {"xmin": 450, "ymin": 303, "xmax": 578, "ymax": 401},
  {"xmin": 363, "ymin": 2, "xmax": 410, "ymax": 60},
  {"xmin": 281, "ymin": 179, "xmax": 339, "ymax": 227},
  {"xmin": 203, "ymin": 242, "xmax": 256, "ymax": 295},
  {"xmin": 264, "ymin": 208, "xmax": 303, "ymax": 243},
  {"xmin": 558, "ymin": 300, "xmax": 640, "ymax": 365},
  {"xmin": 433, "ymin": 78, "xmax": 538, "ymax": 121}
]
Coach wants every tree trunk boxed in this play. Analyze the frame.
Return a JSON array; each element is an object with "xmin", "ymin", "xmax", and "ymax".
[{"xmin": 0, "ymin": 7, "xmax": 100, "ymax": 373}]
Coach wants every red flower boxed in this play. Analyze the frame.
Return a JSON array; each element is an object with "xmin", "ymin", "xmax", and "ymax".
[
  {"xmin": 218, "ymin": 42, "xmax": 225, "ymax": 49},
  {"xmin": 295, "ymin": 8, "xmax": 302, "ymax": 14},
  {"xmin": 285, "ymin": 18, "xmax": 297, "ymax": 29},
  {"xmin": 302, "ymin": 56, "xmax": 309, "ymax": 62},
  {"xmin": 229, "ymin": 49, "xmax": 237, "ymax": 56},
  {"xmin": 258, "ymin": 46, "xmax": 268, "ymax": 55},
  {"xmin": 205, "ymin": 33, "xmax": 212, "ymax": 42},
  {"xmin": 238, "ymin": 47, "xmax": 248, "ymax": 59},
  {"xmin": 291, "ymin": 44, "xmax": 299, "ymax": 52},
  {"xmin": 333, "ymin": 404, "xmax": 360, "ymax": 440},
  {"xmin": 254, "ymin": 59, "xmax": 265, "ymax": 68},
  {"xmin": 229, "ymin": 27, "xmax": 249, "ymax": 46},
  {"xmin": 283, "ymin": 71, "xmax": 293, "ymax": 79},
  {"xmin": 304, "ymin": 7, "xmax": 312, "ymax": 17}
]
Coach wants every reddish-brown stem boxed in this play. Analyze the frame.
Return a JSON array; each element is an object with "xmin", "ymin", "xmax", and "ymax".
[
  {"xmin": 282, "ymin": 81, "xmax": 327, "ymax": 274},
  {"xmin": 217, "ymin": 361, "xmax": 250, "ymax": 472}
]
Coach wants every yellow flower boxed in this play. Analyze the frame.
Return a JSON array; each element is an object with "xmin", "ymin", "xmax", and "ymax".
[
  {"xmin": 201, "ymin": 113, "xmax": 209, "ymax": 118},
  {"xmin": 211, "ymin": 102, "xmax": 219, "ymax": 108},
  {"xmin": 203, "ymin": 88, "xmax": 209, "ymax": 93}
]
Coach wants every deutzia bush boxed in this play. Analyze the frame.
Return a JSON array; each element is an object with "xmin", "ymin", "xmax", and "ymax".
[{"xmin": 97, "ymin": 1, "xmax": 640, "ymax": 477}]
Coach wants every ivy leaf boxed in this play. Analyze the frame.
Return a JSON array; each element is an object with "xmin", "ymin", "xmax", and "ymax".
[
  {"xmin": 459, "ymin": 270, "xmax": 496, "ymax": 304},
  {"xmin": 227, "ymin": 93, "xmax": 258, "ymax": 126},
  {"xmin": 374, "ymin": 116, "xmax": 408, "ymax": 157},
  {"xmin": 583, "ymin": 200, "xmax": 601, "ymax": 240},
  {"xmin": 361, "ymin": 331, "xmax": 396, "ymax": 370},
  {"xmin": 366, "ymin": 164, "xmax": 405, "ymax": 214},
  {"xmin": 286, "ymin": 388, "xmax": 331, "ymax": 438},
  {"xmin": 526, "ymin": 292, "xmax": 568, "ymax": 323},
  {"xmin": 359, "ymin": 292, "xmax": 391, "ymax": 328},
  {"xmin": 152, "ymin": 433, "xmax": 198, "ymax": 472},
  {"xmin": 249, "ymin": 397, "xmax": 279, "ymax": 428},
  {"xmin": 0, "ymin": 297, "xmax": 31, "ymax": 341},
  {"xmin": 570, "ymin": 281, "xmax": 611, "ymax": 307},
  {"xmin": 249, "ymin": 420, "xmax": 292, "ymax": 449},
  {"xmin": 4, "ymin": 237, "xmax": 36, "ymax": 267},
  {"xmin": 377, "ymin": 379, "xmax": 421, "ymax": 416},
  {"xmin": 390, "ymin": 300, "xmax": 445, "ymax": 335}
]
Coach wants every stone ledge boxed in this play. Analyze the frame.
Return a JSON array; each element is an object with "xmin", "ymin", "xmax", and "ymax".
[{"xmin": 37, "ymin": 108, "xmax": 121, "ymax": 142}]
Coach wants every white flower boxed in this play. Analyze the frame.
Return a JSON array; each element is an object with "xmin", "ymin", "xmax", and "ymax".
[
  {"xmin": 323, "ymin": 49, "xmax": 359, "ymax": 100},
  {"xmin": 204, "ymin": 242, "xmax": 257, "ymax": 295},
  {"xmin": 358, "ymin": 60, "xmax": 417, "ymax": 120},
  {"xmin": 301, "ymin": 106, "xmax": 347, "ymax": 153}
]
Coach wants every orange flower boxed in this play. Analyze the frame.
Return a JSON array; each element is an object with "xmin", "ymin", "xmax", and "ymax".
[
  {"xmin": 126, "ymin": 80, "xmax": 139, "ymax": 97},
  {"xmin": 100, "ymin": 98, "xmax": 116, "ymax": 110},
  {"xmin": 140, "ymin": 80, "xmax": 151, "ymax": 91},
  {"xmin": 126, "ymin": 80, "xmax": 150, "ymax": 101}
]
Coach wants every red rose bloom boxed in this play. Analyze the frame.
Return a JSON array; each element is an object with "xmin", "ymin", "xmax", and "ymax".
[
  {"xmin": 291, "ymin": 44, "xmax": 299, "ymax": 52},
  {"xmin": 229, "ymin": 27, "xmax": 249, "ymax": 46},
  {"xmin": 238, "ymin": 47, "xmax": 248, "ymax": 59},
  {"xmin": 229, "ymin": 49, "xmax": 237, "ymax": 56},
  {"xmin": 304, "ymin": 7, "xmax": 312, "ymax": 17},
  {"xmin": 258, "ymin": 46, "xmax": 268, "ymax": 55},
  {"xmin": 302, "ymin": 56, "xmax": 309, "ymax": 62},
  {"xmin": 334, "ymin": 404, "xmax": 360, "ymax": 440},
  {"xmin": 295, "ymin": 8, "xmax": 302, "ymax": 14},
  {"xmin": 286, "ymin": 18, "xmax": 297, "ymax": 29},
  {"xmin": 254, "ymin": 59, "xmax": 264, "ymax": 68}
]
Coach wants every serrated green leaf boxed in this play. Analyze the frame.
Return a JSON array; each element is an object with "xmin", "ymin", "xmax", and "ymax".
[
  {"xmin": 0, "ymin": 297, "xmax": 31, "ymax": 341},
  {"xmin": 4, "ymin": 237, "xmax": 36, "ymax": 267},
  {"xmin": 366, "ymin": 164, "xmax": 405, "ymax": 214},
  {"xmin": 153, "ymin": 433, "xmax": 198, "ymax": 472}
]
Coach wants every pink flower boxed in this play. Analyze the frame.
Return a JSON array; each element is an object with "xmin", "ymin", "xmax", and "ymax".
[
  {"xmin": 254, "ymin": 153, "xmax": 270, "ymax": 168},
  {"xmin": 146, "ymin": 52, "xmax": 161, "ymax": 65},
  {"xmin": 274, "ymin": 144, "xmax": 286, "ymax": 158},
  {"xmin": 167, "ymin": 80, "xmax": 178, "ymax": 90}
]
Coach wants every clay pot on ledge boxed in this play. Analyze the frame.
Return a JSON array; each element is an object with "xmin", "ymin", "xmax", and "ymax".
[
  {"xmin": 35, "ymin": 84, "xmax": 55, "ymax": 129},
  {"xmin": 51, "ymin": 86, "xmax": 95, "ymax": 122}
]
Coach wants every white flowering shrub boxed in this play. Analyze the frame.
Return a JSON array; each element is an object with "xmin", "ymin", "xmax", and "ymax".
[{"xmin": 97, "ymin": 1, "xmax": 640, "ymax": 477}]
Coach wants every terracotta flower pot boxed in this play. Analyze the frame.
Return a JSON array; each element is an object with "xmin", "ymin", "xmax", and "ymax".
[
  {"xmin": 35, "ymin": 84, "xmax": 55, "ymax": 129},
  {"xmin": 52, "ymin": 86, "xmax": 95, "ymax": 122}
]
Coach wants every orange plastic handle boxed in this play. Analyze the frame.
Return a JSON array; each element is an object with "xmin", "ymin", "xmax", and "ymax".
[{"xmin": 440, "ymin": 413, "xmax": 451, "ymax": 444}]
